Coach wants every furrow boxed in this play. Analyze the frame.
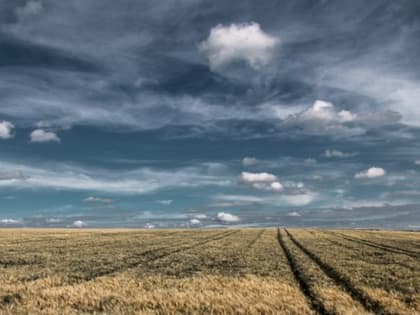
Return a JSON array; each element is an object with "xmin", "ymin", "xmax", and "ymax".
[
  {"xmin": 276, "ymin": 228, "xmax": 330, "ymax": 315},
  {"xmin": 285, "ymin": 229, "xmax": 392, "ymax": 315}
]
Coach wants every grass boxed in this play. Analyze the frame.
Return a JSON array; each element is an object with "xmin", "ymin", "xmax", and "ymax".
[{"xmin": 0, "ymin": 228, "xmax": 419, "ymax": 314}]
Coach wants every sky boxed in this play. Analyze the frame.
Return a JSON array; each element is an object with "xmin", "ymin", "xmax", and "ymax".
[{"xmin": 1, "ymin": 0, "xmax": 420, "ymax": 229}]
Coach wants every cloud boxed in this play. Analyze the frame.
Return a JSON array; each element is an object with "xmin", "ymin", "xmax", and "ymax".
[
  {"xmin": 287, "ymin": 211, "xmax": 301, "ymax": 217},
  {"xmin": 30, "ymin": 129, "xmax": 60, "ymax": 143},
  {"xmin": 283, "ymin": 181, "xmax": 305, "ymax": 191},
  {"xmin": 251, "ymin": 181, "xmax": 284, "ymax": 192},
  {"xmin": 240, "ymin": 171, "xmax": 277, "ymax": 183},
  {"xmin": 280, "ymin": 193, "xmax": 315, "ymax": 206},
  {"xmin": 193, "ymin": 214, "xmax": 208, "ymax": 220},
  {"xmin": 304, "ymin": 158, "xmax": 317, "ymax": 165},
  {"xmin": 46, "ymin": 218, "xmax": 62, "ymax": 223},
  {"xmin": 319, "ymin": 65, "xmax": 420, "ymax": 127},
  {"xmin": 189, "ymin": 218, "xmax": 201, "ymax": 225},
  {"xmin": 199, "ymin": 22, "xmax": 278, "ymax": 71},
  {"xmin": 15, "ymin": 1, "xmax": 43, "ymax": 19},
  {"xmin": 355, "ymin": 167, "xmax": 386, "ymax": 179},
  {"xmin": 284, "ymin": 100, "xmax": 400, "ymax": 136},
  {"xmin": 83, "ymin": 196, "xmax": 113, "ymax": 204},
  {"xmin": 240, "ymin": 171, "xmax": 285, "ymax": 192},
  {"xmin": 217, "ymin": 212, "xmax": 240, "ymax": 223},
  {"xmin": 144, "ymin": 223, "xmax": 155, "ymax": 229},
  {"xmin": 0, "ymin": 218, "xmax": 21, "ymax": 224},
  {"xmin": 213, "ymin": 191, "xmax": 316, "ymax": 207},
  {"xmin": 299, "ymin": 100, "xmax": 356, "ymax": 122},
  {"xmin": 242, "ymin": 157, "xmax": 257, "ymax": 166},
  {"xmin": 284, "ymin": 100, "xmax": 360, "ymax": 136},
  {"xmin": 415, "ymin": 160, "xmax": 420, "ymax": 166},
  {"xmin": 156, "ymin": 199, "xmax": 173, "ymax": 205},
  {"xmin": 0, "ymin": 121, "xmax": 14, "ymax": 139},
  {"xmin": 323, "ymin": 149, "xmax": 358, "ymax": 158},
  {"xmin": 71, "ymin": 220, "xmax": 86, "ymax": 228},
  {"xmin": 0, "ymin": 171, "xmax": 27, "ymax": 181},
  {"xmin": 0, "ymin": 160, "xmax": 231, "ymax": 194}
]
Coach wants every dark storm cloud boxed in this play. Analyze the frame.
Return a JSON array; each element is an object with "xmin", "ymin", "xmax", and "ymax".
[{"xmin": 0, "ymin": 0, "xmax": 418, "ymax": 135}]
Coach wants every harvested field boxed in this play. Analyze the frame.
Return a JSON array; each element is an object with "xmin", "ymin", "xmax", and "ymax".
[{"xmin": 0, "ymin": 228, "xmax": 419, "ymax": 314}]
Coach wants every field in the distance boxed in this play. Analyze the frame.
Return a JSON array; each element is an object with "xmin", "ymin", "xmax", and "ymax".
[{"xmin": 0, "ymin": 228, "xmax": 419, "ymax": 314}]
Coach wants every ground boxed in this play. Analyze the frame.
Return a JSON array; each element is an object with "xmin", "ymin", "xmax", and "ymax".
[{"xmin": 0, "ymin": 228, "xmax": 419, "ymax": 314}]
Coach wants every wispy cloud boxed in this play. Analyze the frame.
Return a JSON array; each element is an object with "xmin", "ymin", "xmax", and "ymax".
[
  {"xmin": 83, "ymin": 196, "xmax": 113, "ymax": 204},
  {"xmin": 0, "ymin": 160, "xmax": 232, "ymax": 194},
  {"xmin": 323, "ymin": 149, "xmax": 358, "ymax": 158}
]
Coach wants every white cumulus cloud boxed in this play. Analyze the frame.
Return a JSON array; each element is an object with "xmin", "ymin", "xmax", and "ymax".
[
  {"xmin": 240, "ymin": 171, "xmax": 277, "ymax": 183},
  {"xmin": 30, "ymin": 129, "xmax": 60, "ymax": 143},
  {"xmin": 217, "ymin": 212, "xmax": 240, "ymax": 223},
  {"xmin": 189, "ymin": 218, "xmax": 201, "ymax": 225},
  {"xmin": 284, "ymin": 100, "xmax": 399, "ymax": 136},
  {"xmin": 301, "ymin": 100, "xmax": 357, "ymax": 122},
  {"xmin": 71, "ymin": 220, "xmax": 86, "ymax": 228},
  {"xmin": 199, "ymin": 22, "xmax": 278, "ymax": 71},
  {"xmin": 0, "ymin": 121, "xmax": 14, "ymax": 139},
  {"xmin": 240, "ymin": 171, "xmax": 285, "ymax": 192},
  {"xmin": 287, "ymin": 211, "xmax": 301, "ymax": 217},
  {"xmin": 355, "ymin": 167, "xmax": 386, "ymax": 179},
  {"xmin": 252, "ymin": 181, "xmax": 284, "ymax": 192}
]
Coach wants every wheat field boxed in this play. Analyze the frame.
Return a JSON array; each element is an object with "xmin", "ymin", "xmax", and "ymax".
[{"xmin": 0, "ymin": 228, "xmax": 419, "ymax": 314}]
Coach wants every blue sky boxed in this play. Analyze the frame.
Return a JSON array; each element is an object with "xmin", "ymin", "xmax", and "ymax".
[{"xmin": 1, "ymin": 0, "xmax": 420, "ymax": 228}]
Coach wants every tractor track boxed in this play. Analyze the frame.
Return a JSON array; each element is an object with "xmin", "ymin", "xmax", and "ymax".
[
  {"xmin": 245, "ymin": 229, "xmax": 265, "ymax": 251},
  {"xmin": 285, "ymin": 229, "xmax": 391, "ymax": 315},
  {"xmin": 71, "ymin": 229, "xmax": 239, "ymax": 282},
  {"xmin": 325, "ymin": 231, "xmax": 420, "ymax": 259},
  {"xmin": 316, "ymin": 231, "xmax": 419, "ymax": 272},
  {"xmin": 276, "ymin": 228, "xmax": 330, "ymax": 315}
]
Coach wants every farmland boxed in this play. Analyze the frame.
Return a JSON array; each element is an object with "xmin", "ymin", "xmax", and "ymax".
[{"xmin": 0, "ymin": 228, "xmax": 419, "ymax": 314}]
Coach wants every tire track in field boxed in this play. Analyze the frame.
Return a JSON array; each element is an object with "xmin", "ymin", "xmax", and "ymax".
[
  {"xmin": 276, "ymin": 228, "xmax": 330, "ymax": 315},
  {"xmin": 138, "ymin": 230, "xmax": 240, "ymax": 264},
  {"xmin": 316, "ymin": 231, "xmax": 419, "ymax": 272},
  {"xmin": 0, "ymin": 228, "xmax": 218, "ymax": 309},
  {"xmin": 10, "ymin": 230, "xmax": 238, "ymax": 285},
  {"xmin": 245, "ymin": 229, "xmax": 265, "ymax": 251},
  {"xmin": 79, "ymin": 230, "xmax": 239, "ymax": 281},
  {"xmin": 325, "ymin": 231, "xmax": 420, "ymax": 259},
  {"xmin": 0, "ymin": 232, "xmax": 189, "ymax": 269},
  {"xmin": 285, "ymin": 229, "xmax": 391, "ymax": 315},
  {"xmin": 0, "ymin": 231, "xmax": 180, "ymax": 248},
  {"xmin": 145, "ymin": 229, "xmax": 268, "ymax": 277}
]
